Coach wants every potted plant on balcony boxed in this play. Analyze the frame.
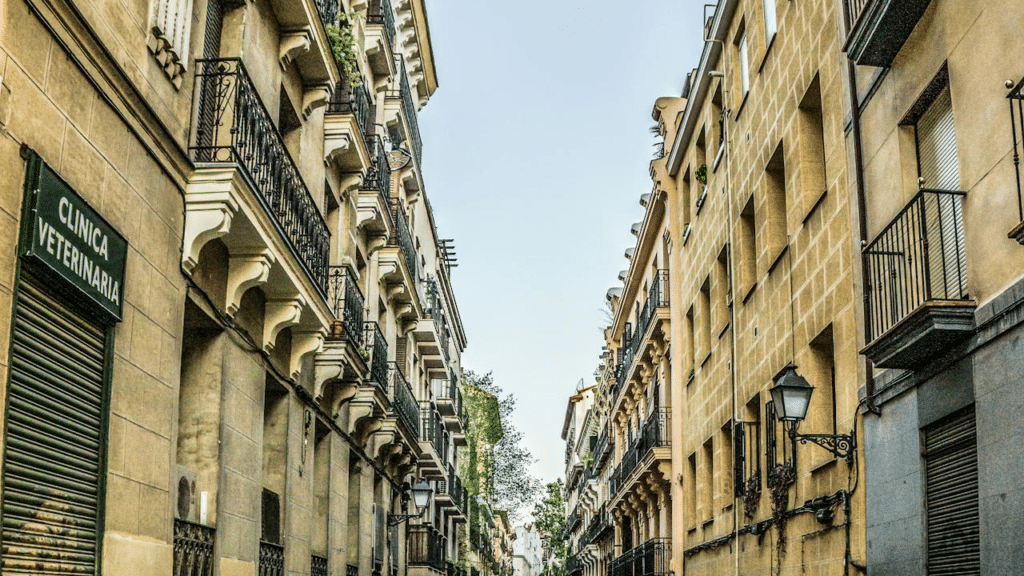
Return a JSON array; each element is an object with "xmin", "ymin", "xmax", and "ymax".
[
  {"xmin": 695, "ymin": 163, "xmax": 709, "ymax": 211},
  {"xmin": 326, "ymin": 13, "xmax": 362, "ymax": 88}
]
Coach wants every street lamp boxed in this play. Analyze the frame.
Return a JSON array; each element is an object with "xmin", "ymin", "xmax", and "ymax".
[
  {"xmin": 388, "ymin": 479, "xmax": 433, "ymax": 526},
  {"xmin": 769, "ymin": 363, "xmax": 856, "ymax": 463}
]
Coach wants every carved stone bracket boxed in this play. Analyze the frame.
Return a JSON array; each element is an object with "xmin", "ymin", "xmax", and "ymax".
[
  {"xmin": 225, "ymin": 249, "xmax": 275, "ymax": 317},
  {"xmin": 302, "ymin": 83, "xmax": 332, "ymax": 119},
  {"xmin": 279, "ymin": 28, "xmax": 312, "ymax": 70},
  {"xmin": 263, "ymin": 296, "xmax": 306, "ymax": 352},
  {"xmin": 182, "ymin": 183, "xmax": 239, "ymax": 274},
  {"xmin": 349, "ymin": 399, "xmax": 384, "ymax": 447},
  {"xmin": 291, "ymin": 329, "xmax": 326, "ymax": 380}
]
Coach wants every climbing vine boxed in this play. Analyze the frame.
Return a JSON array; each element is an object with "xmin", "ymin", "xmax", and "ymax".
[{"xmin": 767, "ymin": 464, "xmax": 796, "ymax": 559}]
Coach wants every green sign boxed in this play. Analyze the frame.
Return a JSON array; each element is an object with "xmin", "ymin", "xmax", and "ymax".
[{"xmin": 19, "ymin": 152, "xmax": 127, "ymax": 321}]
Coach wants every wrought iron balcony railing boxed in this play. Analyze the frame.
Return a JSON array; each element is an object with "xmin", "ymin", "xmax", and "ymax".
[
  {"xmin": 173, "ymin": 519, "xmax": 215, "ymax": 576},
  {"xmin": 389, "ymin": 57, "xmax": 423, "ymax": 167},
  {"xmin": 366, "ymin": 0, "xmax": 396, "ymax": 43},
  {"xmin": 566, "ymin": 553, "xmax": 581, "ymax": 576},
  {"xmin": 419, "ymin": 401, "xmax": 448, "ymax": 463},
  {"xmin": 364, "ymin": 321, "xmax": 388, "ymax": 390},
  {"xmin": 259, "ymin": 541, "xmax": 285, "ymax": 576},
  {"xmin": 314, "ymin": 0, "xmax": 339, "ymax": 30},
  {"xmin": 610, "ymin": 539, "xmax": 671, "ymax": 576},
  {"xmin": 433, "ymin": 371, "xmax": 463, "ymax": 417},
  {"xmin": 610, "ymin": 408, "xmax": 670, "ymax": 495},
  {"xmin": 408, "ymin": 524, "xmax": 446, "ymax": 570},
  {"xmin": 436, "ymin": 466, "xmax": 465, "ymax": 512},
  {"xmin": 1009, "ymin": 78, "xmax": 1024, "ymax": 227},
  {"xmin": 389, "ymin": 362, "xmax": 419, "ymax": 441},
  {"xmin": 635, "ymin": 269, "xmax": 669, "ymax": 345},
  {"xmin": 191, "ymin": 58, "xmax": 330, "ymax": 296},
  {"xmin": 327, "ymin": 73, "xmax": 372, "ymax": 138},
  {"xmin": 863, "ymin": 189, "xmax": 968, "ymax": 342},
  {"xmin": 615, "ymin": 325, "xmax": 634, "ymax": 395},
  {"xmin": 328, "ymin": 267, "xmax": 365, "ymax": 345},
  {"xmin": 311, "ymin": 555, "xmax": 328, "ymax": 576},
  {"xmin": 347, "ymin": 564, "xmax": 359, "ymax": 576},
  {"xmin": 362, "ymin": 134, "xmax": 392, "ymax": 217},
  {"xmin": 391, "ymin": 206, "xmax": 418, "ymax": 282}
]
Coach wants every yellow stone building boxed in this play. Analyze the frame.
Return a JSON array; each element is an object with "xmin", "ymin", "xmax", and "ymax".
[{"xmin": 0, "ymin": 0, "xmax": 474, "ymax": 575}]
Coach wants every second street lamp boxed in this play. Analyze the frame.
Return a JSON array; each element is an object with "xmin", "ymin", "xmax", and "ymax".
[
  {"xmin": 388, "ymin": 479, "xmax": 433, "ymax": 526},
  {"xmin": 769, "ymin": 363, "xmax": 856, "ymax": 463}
]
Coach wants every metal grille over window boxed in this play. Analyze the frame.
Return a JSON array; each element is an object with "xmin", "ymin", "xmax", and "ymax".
[
  {"xmin": 174, "ymin": 520, "xmax": 216, "ymax": 576},
  {"xmin": 0, "ymin": 277, "xmax": 107, "ymax": 575},
  {"xmin": 311, "ymin": 554, "xmax": 328, "ymax": 576},
  {"xmin": 259, "ymin": 541, "xmax": 285, "ymax": 576},
  {"xmin": 924, "ymin": 408, "xmax": 980, "ymax": 576}
]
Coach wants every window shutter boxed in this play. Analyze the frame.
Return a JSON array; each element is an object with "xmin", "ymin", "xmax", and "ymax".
[
  {"xmin": 924, "ymin": 408, "xmax": 979, "ymax": 575},
  {"xmin": 733, "ymin": 423, "xmax": 746, "ymax": 497},
  {"xmin": 372, "ymin": 504, "xmax": 386, "ymax": 567}
]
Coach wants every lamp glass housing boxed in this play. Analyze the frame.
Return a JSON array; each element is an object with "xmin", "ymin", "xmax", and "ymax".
[
  {"xmin": 770, "ymin": 364, "xmax": 814, "ymax": 422},
  {"xmin": 411, "ymin": 480, "xmax": 432, "ymax": 509}
]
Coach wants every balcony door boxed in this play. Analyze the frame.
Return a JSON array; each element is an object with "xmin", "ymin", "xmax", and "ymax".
[{"xmin": 916, "ymin": 86, "xmax": 967, "ymax": 300}]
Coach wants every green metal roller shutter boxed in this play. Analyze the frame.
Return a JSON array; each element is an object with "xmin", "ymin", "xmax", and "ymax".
[
  {"xmin": 1, "ymin": 276, "xmax": 108, "ymax": 575},
  {"xmin": 924, "ymin": 407, "xmax": 980, "ymax": 576}
]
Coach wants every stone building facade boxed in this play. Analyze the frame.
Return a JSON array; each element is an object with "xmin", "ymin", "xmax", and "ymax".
[
  {"xmin": 567, "ymin": 0, "xmax": 1024, "ymax": 575},
  {"xmin": 0, "ymin": 0, "xmax": 470, "ymax": 575}
]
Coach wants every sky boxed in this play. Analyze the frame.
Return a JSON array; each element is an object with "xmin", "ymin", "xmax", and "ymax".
[{"xmin": 417, "ymin": 2, "xmax": 705, "ymax": 486}]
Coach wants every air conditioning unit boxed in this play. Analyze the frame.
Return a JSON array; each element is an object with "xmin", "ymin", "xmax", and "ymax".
[{"xmin": 175, "ymin": 465, "xmax": 198, "ymax": 523}]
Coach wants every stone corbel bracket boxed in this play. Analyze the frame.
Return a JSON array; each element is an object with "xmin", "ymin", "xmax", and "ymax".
[
  {"xmin": 182, "ymin": 177, "xmax": 241, "ymax": 274},
  {"xmin": 279, "ymin": 28, "xmax": 312, "ymax": 70},
  {"xmin": 302, "ymin": 83, "xmax": 332, "ymax": 119},
  {"xmin": 225, "ymin": 249, "xmax": 275, "ymax": 317},
  {"xmin": 291, "ymin": 329, "xmax": 326, "ymax": 380},
  {"xmin": 263, "ymin": 295, "xmax": 306, "ymax": 353},
  {"xmin": 349, "ymin": 400, "xmax": 384, "ymax": 447}
]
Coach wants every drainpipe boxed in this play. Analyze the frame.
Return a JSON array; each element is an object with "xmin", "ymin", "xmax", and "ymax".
[{"xmin": 844, "ymin": 41, "xmax": 880, "ymax": 416}]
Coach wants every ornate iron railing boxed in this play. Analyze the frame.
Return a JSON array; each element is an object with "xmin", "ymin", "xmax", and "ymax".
[
  {"xmin": 432, "ymin": 372, "xmax": 462, "ymax": 417},
  {"xmin": 311, "ymin": 555, "xmax": 328, "ymax": 576},
  {"xmin": 615, "ymin": 324, "xmax": 634, "ymax": 395},
  {"xmin": 566, "ymin": 553, "xmax": 581, "ymax": 576},
  {"xmin": 426, "ymin": 278, "xmax": 451, "ymax": 360},
  {"xmin": 328, "ymin": 267, "xmax": 365, "ymax": 345},
  {"xmin": 610, "ymin": 539, "xmax": 671, "ymax": 576},
  {"xmin": 636, "ymin": 269, "xmax": 670, "ymax": 345},
  {"xmin": 258, "ymin": 541, "xmax": 285, "ymax": 576},
  {"xmin": 389, "ymin": 362, "xmax": 419, "ymax": 440},
  {"xmin": 419, "ymin": 401, "xmax": 447, "ymax": 462},
  {"xmin": 347, "ymin": 564, "xmax": 359, "ymax": 576},
  {"xmin": 1008, "ymin": 77, "xmax": 1024, "ymax": 223},
  {"xmin": 863, "ymin": 189, "xmax": 968, "ymax": 342},
  {"xmin": 364, "ymin": 321, "xmax": 388, "ymax": 390},
  {"xmin": 362, "ymin": 134, "xmax": 392, "ymax": 217},
  {"xmin": 389, "ymin": 57, "xmax": 423, "ymax": 167},
  {"xmin": 610, "ymin": 409, "xmax": 670, "ymax": 495},
  {"xmin": 173, "ymin": 519, "xmax": 215, "ymax": 576},
  {"xmin": 191, "ymin": 58, "xmax": 330, "ymax": 296},
  {"xmin": 327, "ymin": 74, "xmax": 372, "ymax": 137},
  {"xmin": 314, "ymin": 0, "xmax": 339, "ymax": 29},
  {"xmin": 408, "ymin": 524, "xmax": 446, "ymax": 570},
  {"xmin": 391, "ymin": 206, "xmax": 418, "ymax": 281}
]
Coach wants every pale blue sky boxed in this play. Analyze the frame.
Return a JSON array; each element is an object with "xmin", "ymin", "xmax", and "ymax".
[{"xmin": 418, "ymin": 2, "xmax": 705, "ymax": 485}]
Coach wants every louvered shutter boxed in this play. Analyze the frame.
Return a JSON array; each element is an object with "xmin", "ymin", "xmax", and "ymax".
[
  {"xmin": 1, "ymin": 276, "xmax": 109, "ymax": 575},
  {"xmin": 372, "ymin": 504, "xmax": 386, "ymax": 567},
  {"xmin": 917, "ymin": 87, "xmax": 967, "ymax": 300},
  {"xmin": 924, "ymin": 408, "xmax": 979, "ymax": 576}
]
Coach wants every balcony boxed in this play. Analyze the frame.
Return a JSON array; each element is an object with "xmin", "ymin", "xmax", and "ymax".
[
  {"xmin": 311, "ymin": 555, "xmax": 328, "ymax": 576},
  {"xmin": 173, "ymin": 519, "xmax": 215, "ymax": 576},
  {"xmin": 408, "ymin": 524, "xmax": 446, "ymax": 571},
  {"xmin": 189, "ymin": 59, "xmax": 330, "ymax": 297},
  {"xmin": 389, "ymin": 362, "xmax": 420, "ymax": 442},
  {"xmin": 386, "ymin": 57, "xmax": 423, "ymax": 167},
  {"xmin": 634, "ymin": 270, "xmax": 669, "ymax": 348},
  {"xmin": 435, "ymin": 466, "xmax": 467, "ymax": 522},
  {"xmin": 269, "ymin": 0, "xmax": 340, "ymax": 85},
  {"xmin": 862, "ymin": 189, "xmax": 974, "ymax": 369},
  {"xmin": 418, "ymin": 401, "xmax": 449, "ymax": 476},
  {"xmin": 610, "ymin": 408, "xmax": 670, "ymax": 496},
  {"xmin": 433, "ymin": 372, "xmax": 463, "ymax": 422},
  {"xmin": 844, "ymin": 0, "xmax": 933, "ymax": 67},
  {"xmin": 364, "ymin": 0, "xmax": 397, "ymax": 77},
  {"xmin": 356, "ymin": 134, "xmax": 394, "ymax": 235},
  {"xmin": 259, "ymin": 541, "xmax": 285, "ymax": 576},
  {"xmin": 610, "ymin": 539, "xmax": 671, "ymax": 576},
  {"xmin": 325, "ymin": 75, "xmax": 372, "ymax": 172},
  {"xmin": 415, "ymin": 279, "xmax": 451, "ymax": 367},
  {"xmin": 379, "ymin": 206, "xmax": 424, "ymax": 321},
  {"xmin": 327, "ymin": 267, "xmax": 365, "ymax": 345},
  {"xmin": 365, "ymin": 321, "xmax": 389, "ymax": 390}
]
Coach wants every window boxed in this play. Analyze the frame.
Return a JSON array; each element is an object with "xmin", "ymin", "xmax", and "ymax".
[
  {"xmin": 806, "ymin": 325, "xmax": 837, "ymax": 468},
  {"xmin": 763, "ymin": 0, "xmax": 777, "ymax": 44},
  {"xmin": 737, "ymin": 29, "xmax": 750, "ymax": 99},
  {"xmin": 714, "ymin": 246, "xmax": 731, "ymax": 334},
  {"xmin": 698, "ymin": 277, "xmax": 711, "ymax": 363},
  {"xmin": 712, "ymin": 85, "xmax": 725, "ymax": 168},
  {"xmin": 685, "ymin": 306, "xmax": 696, "ymax": 380},
  {"xmin": 762, "ymin": 143, "xmax": 788, "ymax": 272},
  {"xmin": 700, "ymin": 438, "xmax": 714, "ymax": 522},
  {"xmin": 798, "ymin": 75, "xmax": 827, "ymax": 215},
  {"xmin": 686, "ymin": 453, "xmax": 698, "ymax": 529},
  {"xmin": 734, "ymin": 396, "xmax": 762, "ymax": 517},
  {"xmin": 738, "ymin": 196, "xmax": 757, "ymax": 299},
  {"xmin": 680, "ymin": 169, "xmax": 692, "ymax": 240}
]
